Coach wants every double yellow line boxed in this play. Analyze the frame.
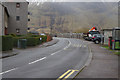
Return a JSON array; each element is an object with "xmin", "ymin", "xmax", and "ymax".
[{"xmin": 57, "ymin": 70, "xmax": 78, "ymax": 80}]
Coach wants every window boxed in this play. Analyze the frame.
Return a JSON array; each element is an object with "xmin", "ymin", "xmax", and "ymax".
[
  {"xmin": 28, "ymin": 19, "xmax": 30, "ymax": 21},
  {"xmin": 16, "ymin": 28, "xmax": 20, "ymax": 33},
  {"xmin": 16, "ymin": 3, "xmax": 20, "ymax": 8},
  {"xmin": 16, "ymin": 16, "xmax": 20, "ymax": 21},
  {"xmin": 28, "ymin": 12, "xmax": 30, "ymax": 15}
]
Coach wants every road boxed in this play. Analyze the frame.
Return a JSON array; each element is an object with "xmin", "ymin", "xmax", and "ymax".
[{"xmin": 2, "ymin": 37, "xmax": 90, "ymax": 79}]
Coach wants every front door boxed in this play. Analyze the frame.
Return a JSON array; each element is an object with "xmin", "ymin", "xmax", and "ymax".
[{"xmin": 5, "ymin": 27, "xmax": 7, "ymax": 35}]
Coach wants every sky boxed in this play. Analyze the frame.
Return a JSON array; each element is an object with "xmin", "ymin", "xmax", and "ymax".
[
  {"xmin": 0, "ymin": 0, "xmax": 120, "ymax": 2},
  {"xmin": 27, "ymin": 0, "xmax": 120, "ymax": 2}
]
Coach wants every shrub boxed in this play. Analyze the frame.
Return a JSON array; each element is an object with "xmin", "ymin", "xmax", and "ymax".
[
  {"xmin": 2, "ymin": 35, "xmax": 13, "ymax": 51},
  {"xmin": 35, "ymin": 37, "xmax": 40, "ymax": 45},
  {"xmin": 11, "ymin": 34, "xmax": 48, "ymax": 47},
  {"xmin": 10, "ymin": 34, "xmax": 16, "ymax": 37},
  {"xmin": 40, "ymin": 35, "xmax": 47, "ymax": 43},
  {"xmin": 16, "ymin": 35, "xmax": 25, "ymax": 37},
  {"xmin": 30, "ymin": 35, "xmax": 40, "ymax": 37},
  {"xmin": 26, "ymin": 37, "xmax": 39, "ymax": 46},
  {"xmin": 0, "ymin": 36, "xmax": 2, "ymax": 51}
]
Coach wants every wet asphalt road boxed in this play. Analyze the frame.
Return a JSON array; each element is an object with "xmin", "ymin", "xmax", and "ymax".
[{"xmin": 2, "ymin": 37, "xmax": 89, "ymax": 78}]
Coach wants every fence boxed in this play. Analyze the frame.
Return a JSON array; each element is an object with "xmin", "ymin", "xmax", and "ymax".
[{"xmin": 56, "ymin": 33, "xmax": 83, "ymax": 39}]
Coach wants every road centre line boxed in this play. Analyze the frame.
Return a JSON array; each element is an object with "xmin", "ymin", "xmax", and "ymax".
[
  {"xmin": 29, "ymin": 57, "xmax": 46, "ymax": 64},
  {"xmin": 0, "ymin": 68, "xmax": 18, "ymax": 75},
  {"xmin": 51, "ymin": 50, "xmax": 62, "ymax": 55},
  {"xmin": 29, "ymin": 40, "xmax": 71, "ymax": 64}
]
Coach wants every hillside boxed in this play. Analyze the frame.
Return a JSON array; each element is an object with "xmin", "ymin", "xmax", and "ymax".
[{"xmin": 28, "ymin": 2, "xmax": 118, "ymax": 33}]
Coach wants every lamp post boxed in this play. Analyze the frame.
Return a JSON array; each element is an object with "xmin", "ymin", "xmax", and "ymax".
[{"xmin": 50, "ymin": 16, "xmax": 55, "ymax": 36}]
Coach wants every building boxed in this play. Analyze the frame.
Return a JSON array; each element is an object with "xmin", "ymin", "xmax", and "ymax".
[
  {"xmin": 0, "ymin": 3, "xmax": 3, "ymax": 35},
  {"xmin": 3, "ymin": 1, "xmax": 29, "ymax": 35},
  {"xmin": 0, "ymin": 2, "xmax": 9, "ymax": 35},
  {"xmin": 101, "ymin": 29, "xmax": 113, "ymax": 45}
]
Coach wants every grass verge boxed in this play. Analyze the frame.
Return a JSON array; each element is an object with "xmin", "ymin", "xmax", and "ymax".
[{"xmin": 102, "ymin": 45, "xmax": 120, "ymax": 56}]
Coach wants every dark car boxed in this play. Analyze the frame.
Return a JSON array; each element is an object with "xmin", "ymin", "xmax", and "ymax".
[
  {"xmin": 87, "ymin": 31, "xmax": 100, "ymax": 41},
  {"xmin": 92, "ymin": 34, "xmax": 103, "ymax": 44}
]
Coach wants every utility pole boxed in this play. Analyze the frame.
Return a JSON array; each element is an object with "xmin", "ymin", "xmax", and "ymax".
[{"xmin": 50, "ymin": 15, "xmax": 55, "ymax": 35}]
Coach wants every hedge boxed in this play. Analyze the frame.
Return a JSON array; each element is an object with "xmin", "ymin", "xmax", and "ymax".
[
  {"xmin": 0, "ymin": 34, "xmax": 48, "ymax": 51},
  {"xmin": 0, "ymin": 36, "xmax": 2, "ymax": 51},
  {"xmin": 26, "ymin": 37, "xmax": 39, "ymax": 46},
  {"xmin": 2, "ymin": 34, "xmax": 48, "ymax": 49},
  {"xmin": 12, "ymin": 36, "xmax": 46, "ymax": 47},
  {"xmin": 27, "ymin": 34, "xmax": 47, "ymax": 42},
  {"xmin": 2, "ymin": 35, "xmax": 13, "ymax": 51},
  {"xmin": 26, "ymin": 36, "xmax": 47, "ymax": 46},
  {"xmin": 40, "ymin": 35, "xmax": 47, "ymax": 43}
]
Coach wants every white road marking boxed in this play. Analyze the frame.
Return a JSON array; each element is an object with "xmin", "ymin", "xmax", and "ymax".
[
  {"xmin": 51, "ymin": 50, "xmax": 61, "ymax": 55},
  {"xmin": 51, "ymin": 52, "xmax": 56, "ymax": 55},
  {"xmin": 0, "ymin": 68, "xmax": 18, "ymax": 75},
  {"xmin": 72, "ymin": 44, "xmax": 76, "ymax": 47},
  {"xmin": 29, "ymin": 39, "xmax": 72, "ymax": 65},
  {"xmin": 29, "ymin": 57, "xmax": 46, "ymax": 64},
  {"xmin": 0, "ymin": 39, "xmax": 82, "ymax": 76},
  {"xmin": 63, "ymin": 40, "xmax": 71, "ymax": 50},
  {"xmin": 77, "ymin": 45, "xmax": 80, "ymax": 47},
  {"xmin": 84, "ymin": 45, "xmax": 86, "ymax": 47},
  {"xmin": 72, "ymin": 44, "xmax": 82, "ymax": 47}
]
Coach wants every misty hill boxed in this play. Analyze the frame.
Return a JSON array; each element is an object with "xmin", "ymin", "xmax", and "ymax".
[{"xmin": 28, "ymin": 2, "xmax": 118, "ymax": 33}]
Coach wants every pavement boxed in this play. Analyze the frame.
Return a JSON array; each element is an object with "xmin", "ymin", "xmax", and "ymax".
[
  {"xmin": 42, "ymin": 39, "xmax": 59, "ymax": 47},
  {"xmin": 2, "ymin": 37, "xmax": 90, "ymax": 79},
  {"xmin": 74, "ymin": 41, "xmax": 119, "ymax": 79},
  {"xmin": 0, "ymin": 50, "xmax": 18, "ymax": 59},
  {"xmin": 0, "ymin": 39, "xmax": 59, "ymax": 59}
]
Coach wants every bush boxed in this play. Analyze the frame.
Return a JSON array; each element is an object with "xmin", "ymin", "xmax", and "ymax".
[
  {"xmin": 40, "ymin": 35, "xmax": 47, "ymax": 43},
  {"xmin": 10, "ymin": 34, "xmax": 16, "ymax": 37},
  {"xmin": 16, "ymin": 35, "xmax": 25, "ymax": 37},
  {"xmin": 11, "ymin": 34, "xmax": 48, "ymax": 47},
  {"xmin": 30, "ymin": 35, "xmax": 40, "ymax": 37},
  {"xmin": 35, "ymin": 37, "xmax": 41, "ymax": 45},
  {"xmin": 26, "ymin": 37, "xmax": 39, "ymax": 46},
  {"xmin": 2, "ymin": 35, "xmax": 13, "ymax": 51},
  {"xmin": 0, "ymin": 36, "xmax": 2, "ymax": 51}
]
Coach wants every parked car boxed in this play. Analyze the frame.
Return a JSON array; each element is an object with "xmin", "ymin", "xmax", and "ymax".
[
  {"xmin": 92, "ymin": 34, "xmax": 103, "ymax": 44},
  {"xmin": 87, "ymin": 31, "xmax": 100, "ymax": 41}
]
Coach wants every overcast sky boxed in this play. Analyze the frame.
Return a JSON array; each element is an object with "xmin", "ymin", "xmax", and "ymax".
[
  {"xmin": 0, "ymin": 0, "xmax": 119, "ymax": 2},
  {"xmin": 27, "ymin": 0, "xmax": 119, "ymax": 2}
]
